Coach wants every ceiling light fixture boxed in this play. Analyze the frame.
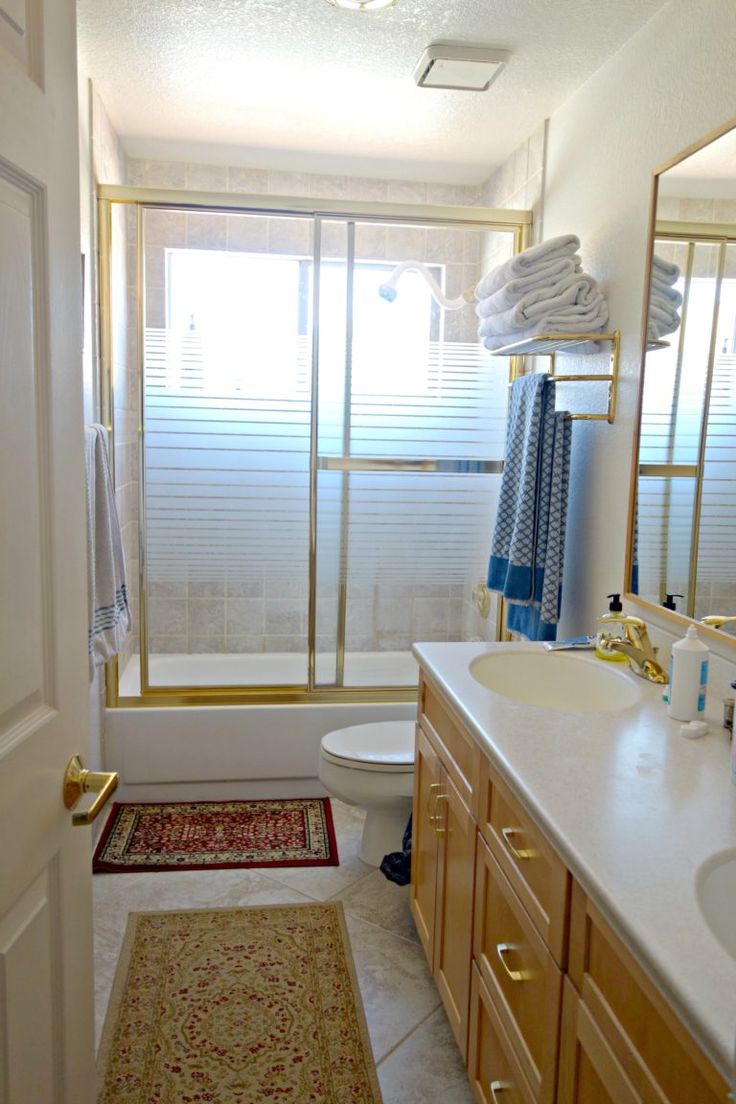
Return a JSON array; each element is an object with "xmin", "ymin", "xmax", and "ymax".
[
  {"xmin": 326, "ymin": 0, "xmax": 398, "ymax": 10},
  {"xmin": 413, "ymin": 42, "xmax": 511, "ymax": 92}
]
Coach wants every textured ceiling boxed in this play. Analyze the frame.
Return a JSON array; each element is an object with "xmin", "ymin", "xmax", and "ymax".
[{"xmin": 77, "ymin": 0, "xmax": 668, "ymax": 184}]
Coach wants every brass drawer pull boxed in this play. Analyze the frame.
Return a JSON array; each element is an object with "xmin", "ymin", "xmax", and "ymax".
[
  {"xmin": 501, "ymin": 826, "xmax": 536, "ymax": 861},
  {"xmin": 490, "ymin": 1082, "xmax": 511, "ymax": 1103},
  {"xmin": 496, "ymin": 942, "xmax": 532, "ymax": 983}
]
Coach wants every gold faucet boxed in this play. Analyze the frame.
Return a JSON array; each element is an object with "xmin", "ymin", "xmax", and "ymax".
[
  {"xmin": 700, "ymin": 615, "xmax": 736, "ymax": 630},
  {"xmin": 596, "ymin": 613, "xmax": 669, "ymax": 684}
]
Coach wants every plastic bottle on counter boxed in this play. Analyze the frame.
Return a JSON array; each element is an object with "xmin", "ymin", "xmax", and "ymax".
[{"xmin": 667, "ymin": 626, "xmax": 709, "ymax": 722}]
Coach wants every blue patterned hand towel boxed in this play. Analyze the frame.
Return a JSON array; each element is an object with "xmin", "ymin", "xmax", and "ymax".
[{"xmin": 488, "ymin": 374, "xmax": 571, "ymax": 641}]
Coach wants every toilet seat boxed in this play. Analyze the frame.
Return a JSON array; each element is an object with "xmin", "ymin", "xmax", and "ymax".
[{"xmin": 320, "ymin": 721, "xmax": 414, "ymax": 773}]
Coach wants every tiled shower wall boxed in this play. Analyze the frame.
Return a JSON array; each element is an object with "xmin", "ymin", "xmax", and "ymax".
[{"xmin": 127, "ymin": 162, "xmax": 497, "ymax": 655}]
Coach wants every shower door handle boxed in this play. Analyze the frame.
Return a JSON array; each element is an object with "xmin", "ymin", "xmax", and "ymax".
[{"xmin": 63, "ymin": 755, "xmax": 119, "ymax": 826}]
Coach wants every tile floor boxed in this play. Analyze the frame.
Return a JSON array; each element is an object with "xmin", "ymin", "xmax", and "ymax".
[{"xmin": 93, "ymin": 799, "xmax": 475, "ymax": 1103}]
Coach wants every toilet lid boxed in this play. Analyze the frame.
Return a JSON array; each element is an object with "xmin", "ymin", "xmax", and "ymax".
[{"xmin": 321, "ymin": 721, "xmax": 415, "ymax": 772}]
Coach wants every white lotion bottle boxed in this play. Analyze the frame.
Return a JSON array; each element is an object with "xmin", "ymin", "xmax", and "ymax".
[{"xmin": 667, "ymin": 626, "xmax": 709, "ymax": 722}]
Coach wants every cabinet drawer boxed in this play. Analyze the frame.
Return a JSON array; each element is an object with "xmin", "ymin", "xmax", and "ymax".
[
  {"xmin": 474, "ymin": 833, "xmax": 562, "ymax": 1104},
  {"xmin": 419, "ymin": 677, "xmax": 481, "ymax": 812},
  {"xmin": 479, "ymin": 762, "xmax": 570, "ymax": 966},
  {"xmin": 468, "ymin": 964, "xmax": 536, "ymax": 1104},
  {"xmin": 569, "ymin": 883, "xmax": 730, "ymax": 1104}
]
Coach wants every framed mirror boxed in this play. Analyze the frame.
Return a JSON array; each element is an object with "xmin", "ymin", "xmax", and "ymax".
[{"xmin": 627, "ymin": 116, "xmax": 736, "ymax": 643}]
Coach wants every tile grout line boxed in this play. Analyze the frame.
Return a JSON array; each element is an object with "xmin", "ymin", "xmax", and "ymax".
[
  {"xmin": 337, "ymin": 901, "xmax": 425, "ymax": 950},
  {"xmin": 374, "ymin": 1003, "xmax": 443, "ymax": 1069}
]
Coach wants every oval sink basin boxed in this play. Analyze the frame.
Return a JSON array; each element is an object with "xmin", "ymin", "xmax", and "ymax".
[
  {"xmin": 696, "ymin": 851, "xmax": 736, "ymax": 961},
  {"xmin": 469, "ymin": 650, "xmax": 641, "ymax": 713}
]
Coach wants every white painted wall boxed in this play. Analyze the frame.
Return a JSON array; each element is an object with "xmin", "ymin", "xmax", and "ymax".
[{"xmin": 542, "ymin": 0, "xmax": 736, "ymax": 667}]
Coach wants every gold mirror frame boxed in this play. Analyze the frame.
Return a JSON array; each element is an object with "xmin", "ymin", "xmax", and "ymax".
[{"xmin": 625, "ymin": 114, "xmax": 736, "ymax": 651}]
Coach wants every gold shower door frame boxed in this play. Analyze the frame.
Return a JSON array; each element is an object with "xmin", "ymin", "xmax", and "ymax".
[{"xmin": 97, "ymin": 185, "xmax": 531, "ymax": 706}]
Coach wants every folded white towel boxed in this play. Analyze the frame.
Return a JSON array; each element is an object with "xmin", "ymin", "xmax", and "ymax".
[
  {"xmin": 652, "ymin": 254, "xmax": 680, "ymax": 285},
  {"xmin": 475, "ymin": 234, "xmax": 581, "ymax": 301},
  {"xmin": 85, "ymin": 424, "xmax": 131, "ymax": 677},
  {"xmin": 647, "ymin": 298, "xmax": 681, "ymax": 342},
  {"xmin": 477, "ymin": 274, "xmax": 604, "ymax": 339},
  {"xmin": 650, "ymin": 275, "xmax": 683, "ymax": 307},
  {"xmin": 475, "ymin": 257, "xmax": 582, "ymax": 319}
]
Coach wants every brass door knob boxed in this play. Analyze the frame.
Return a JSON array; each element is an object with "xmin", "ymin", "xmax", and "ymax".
[{"xmin": 63, "ymin": 755, "xmax": 118, "ymax": 826}]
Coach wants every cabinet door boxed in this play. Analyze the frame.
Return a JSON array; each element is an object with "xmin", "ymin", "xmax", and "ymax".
[
  {"xmin": 568, "ymin": 884, "xmax": 730, "ymax": 1104},
  {"xmin": 558, "ymin": 980, "xmax": 640, "ymax": 1104},
  {"xmin": 433, "ymin": 767, "xmax": 476, "ymax": 1058},
  {"xmin": 410, "ymin": 725, "xmax": 442, "ymax": 964}
]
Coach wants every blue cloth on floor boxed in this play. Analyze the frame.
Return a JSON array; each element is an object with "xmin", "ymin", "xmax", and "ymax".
[
  {"xmin": 379, "ymin": 815, "xmax": 412, "ymax": 887},
  {"xmin": 488, "ymin": 373, "xmax": 572, "ymax": 641}
]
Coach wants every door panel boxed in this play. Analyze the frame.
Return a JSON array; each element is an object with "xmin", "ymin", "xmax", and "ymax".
[
  {"xmin": 0, "ymin": 1, "xmax": 96, "ymax": 1099},
  {"xmin": 433, "ymin": 768, "xmax": 476, "ymax": 1058},
  {"xmin": 410, "ymin": 725, "xmax": 441, "ymax": 962}
]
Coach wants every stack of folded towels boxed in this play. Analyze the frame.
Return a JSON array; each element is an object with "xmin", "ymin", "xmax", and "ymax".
[
  {"xmin": 647, "ymin": 254, "xmax": 682, "ymax": 342},
  {"xmin": 475, "ymin": 234, "xmax": 609, "ymax": 350}
]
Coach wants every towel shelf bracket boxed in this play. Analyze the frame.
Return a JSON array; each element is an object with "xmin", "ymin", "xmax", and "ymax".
[{"xmin": 490, "ymin": 329, "xmax": 620, "ymax": 423}]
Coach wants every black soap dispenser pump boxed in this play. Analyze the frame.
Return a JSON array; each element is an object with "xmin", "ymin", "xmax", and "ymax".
[
  {"xmin": 595, "ymin": 593, "xmax": 628, "ymax": 662},
  {"xmin": 663, "ymin": 593, "xmax": 683, "ymax": 611}
]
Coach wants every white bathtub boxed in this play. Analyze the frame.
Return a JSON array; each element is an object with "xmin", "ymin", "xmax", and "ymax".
[
  {"xmin": 119, "ymin": 651, "xmax": 419, "ymax": 694},
  {"xmin": 107, "ymin": 651, "xmax": 418, "ymax": 803}
]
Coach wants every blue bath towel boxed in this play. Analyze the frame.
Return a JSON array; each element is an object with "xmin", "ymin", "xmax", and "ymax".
[{"xmin": 488, "ymin": 374, "xmax": 572, "ymax": 641}]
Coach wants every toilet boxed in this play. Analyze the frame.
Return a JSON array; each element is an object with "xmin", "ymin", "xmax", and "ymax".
[{"xmin": 318, "ymin": 720, "xmax": 415, "ymax": 866}]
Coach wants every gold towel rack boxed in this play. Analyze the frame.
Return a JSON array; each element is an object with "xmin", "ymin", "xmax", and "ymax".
[{"xmin": 490, "ymin": 329, "xmax": 620, "ymax": 423}]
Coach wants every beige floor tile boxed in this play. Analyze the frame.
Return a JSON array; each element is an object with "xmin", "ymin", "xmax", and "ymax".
[
  {"xmin": 377, "ymin": 1007, "xmax": 475, "ymax": 1103},
  {"xmin": 343, "ymin": 913, "xmax": 440, "ymax": 1063},
  {"xmin": 338, "ymin": 868, "xmax": 418, "ymax": 944}
]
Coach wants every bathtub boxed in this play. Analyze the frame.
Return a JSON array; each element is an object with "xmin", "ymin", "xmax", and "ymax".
[{"xmin": 106, "ymin": 651, "xmax": 418, "ymax": 803}]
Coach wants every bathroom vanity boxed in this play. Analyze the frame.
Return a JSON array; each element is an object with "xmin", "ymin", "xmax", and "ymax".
[{"xmin": 410, "ymin": 641, "xmax": 736, "ymax": 1104}]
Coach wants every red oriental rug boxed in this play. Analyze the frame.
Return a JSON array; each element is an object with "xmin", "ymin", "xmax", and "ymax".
[{"xmin": 93, "ymin": 797, "xmax": 339, "ymax": 874}]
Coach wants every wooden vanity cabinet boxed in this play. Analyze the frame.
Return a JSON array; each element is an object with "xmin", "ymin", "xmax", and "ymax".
[
  {"xmin": 410, "ymin": 687, "xmax": 478, "ymax": 1057},
  {"xmin": 411, "ymin": 671, "xmax": 731, "ymax": 1104}
]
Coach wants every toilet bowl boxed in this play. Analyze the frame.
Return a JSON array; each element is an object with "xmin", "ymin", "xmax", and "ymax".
[{"xmin": 318, "ymin": 720, "xmax": 415, "ymax": 866}]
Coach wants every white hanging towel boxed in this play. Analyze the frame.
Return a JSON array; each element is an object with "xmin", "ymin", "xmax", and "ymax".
[{"xmin": 85, "ymin": 424, "xmax": 131, "ymax": 676}]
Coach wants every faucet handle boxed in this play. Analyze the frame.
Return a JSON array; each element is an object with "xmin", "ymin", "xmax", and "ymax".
[{"xmin": 597, "ymin": 613, "xmax": 645, "ymax": 628}]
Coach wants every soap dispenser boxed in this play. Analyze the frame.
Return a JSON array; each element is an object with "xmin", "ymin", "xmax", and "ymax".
[{"xmin": 595, "ymin": 593, "xmax": 628, "ymax": 662}]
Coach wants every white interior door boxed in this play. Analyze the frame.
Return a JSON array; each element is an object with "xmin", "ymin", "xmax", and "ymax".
[{"xmin": 0, "ymin": 2, "xmax": 96, "ymax": 1101}]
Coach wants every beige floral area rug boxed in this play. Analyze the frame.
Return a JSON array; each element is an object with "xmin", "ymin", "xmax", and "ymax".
[{"xmin": 97, "ymin": 902, "xmax": 383, "ymax": 1103}]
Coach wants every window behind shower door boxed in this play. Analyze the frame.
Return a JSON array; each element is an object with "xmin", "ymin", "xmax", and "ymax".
[{"xmin": 135, "ymin": 204, "xmax": 515, "ymax": 695}]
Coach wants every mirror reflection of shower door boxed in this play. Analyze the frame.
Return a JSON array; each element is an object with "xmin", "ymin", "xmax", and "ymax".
[
  {"xmin": 140, "ymin": 207, "xmax": 313, "ymax": 688},
  {"xmin": 313, "ymin": 218, "xmax": 512, "ymax": 689}
]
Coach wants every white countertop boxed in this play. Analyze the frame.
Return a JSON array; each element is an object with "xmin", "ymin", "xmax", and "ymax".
[{"xmin": 412, "ymin": 640, "xmax": 736, "ymax": 1083}]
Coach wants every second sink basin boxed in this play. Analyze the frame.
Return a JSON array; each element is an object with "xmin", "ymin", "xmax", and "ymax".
[
  {"xmin": 697, "ymin": 851, "xmax": 736, "ymax": 961},
  {"xmin": 469, "ymin": 649, "xmax": 642, "ymax": 713}
]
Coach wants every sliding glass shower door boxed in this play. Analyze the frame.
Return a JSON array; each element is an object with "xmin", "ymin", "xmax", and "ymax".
[{"xmin": 109, "ymin": 196, "xmax": 524, "ymax": 699}]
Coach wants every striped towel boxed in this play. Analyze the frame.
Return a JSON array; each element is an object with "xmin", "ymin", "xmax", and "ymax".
[
  {"xmin": 85, "ymin": 425, "xmax": 131, "ymax": 676},
  {"xmin": 487, "ymin": 374, "xmax": 572, "ymax": 641}
]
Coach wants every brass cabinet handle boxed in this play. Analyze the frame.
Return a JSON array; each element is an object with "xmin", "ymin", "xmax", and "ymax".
[
  {"xmin": 490, "ymin": 1082, "xmax": 511, "ymax": 1103},
  {"xmin": 496, "ymin": 942, "xmax": 532, "ymax": 983},
  {"xmin": 428, "ymin": 782, "xmax": 441, "ymax": 823},
  {"xmin": 434, "ymin": 792, "xmax": 447, "ymax": 836},
  {"xmin": 63, "ymin": 754, "xmax": 119, "ymax": 826},
  {"xmin": 501, "ymin": 826, "xmax": 536, "ymax": 861}
]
